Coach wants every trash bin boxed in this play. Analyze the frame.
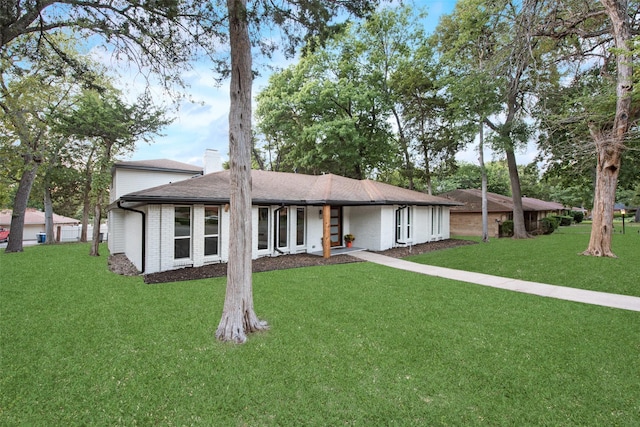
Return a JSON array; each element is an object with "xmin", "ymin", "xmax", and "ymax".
[{"xmin": 37, "ymin": 232, "xmax": 46, "ymax": 243}]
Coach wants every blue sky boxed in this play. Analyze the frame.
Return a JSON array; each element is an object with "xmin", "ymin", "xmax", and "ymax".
[{"xmin": 109, "ymin": 0, "xmax": 536, "ymax": 169}]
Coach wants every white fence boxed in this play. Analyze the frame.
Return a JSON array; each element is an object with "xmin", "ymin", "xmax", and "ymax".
[{"xmin": 58, "ymin": 225, "xmax": 109, "ymax": 243}]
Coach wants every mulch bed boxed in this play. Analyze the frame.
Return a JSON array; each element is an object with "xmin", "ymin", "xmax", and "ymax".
[{"xmin": 109, "ymin": 239, "xmax": 477, "ymax": 284}]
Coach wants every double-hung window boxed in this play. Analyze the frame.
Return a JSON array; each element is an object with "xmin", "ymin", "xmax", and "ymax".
[
  {"xmin": 396, "ymin": 206, "xmax": 413, "ymax": 243},
  {"xmin": 174, "ymin": 207, "xmax": 191, "ymax": 259},
  {"xmin": 296, "ymin": 208, "xmax": 305, "ymax": 246},
  {"xmin": 204, "ymin": 206, "xmax": 219, "ymax": 256}
]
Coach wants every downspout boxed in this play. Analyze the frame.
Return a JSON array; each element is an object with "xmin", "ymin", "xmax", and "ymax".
[{"xmin": 117, "ymin": 200, "xmax": 146, "ymax": 273}]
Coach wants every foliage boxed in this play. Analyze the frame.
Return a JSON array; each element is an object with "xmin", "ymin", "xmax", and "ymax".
[
  {"xmin": 499, "ymin": 220, "xmax": 514, "ymax": 237},
  {"xmin": 344, "ymin": 233, "xmax": 355, "ymax": 242},
  {"xmin": 1, "ymin": 242, "xmax": 639, "ymax": 424},
  {"xmin": 256, "ymin": 27, "xmax": 396, "ymax": 179},
  {"xmin": 434, "ymin": 161, "xmax": 520, "ymax": 196},
  {"xmin": 570, "ymin": 211, "xmax": 585, "ymax": 224},
  {"xmin": 256, "ymin": 6, "xmax": 465, "ymax": 184},
  {"xmin": 541, "ymin": 216, "xmax": 559, "ymax": 234}
]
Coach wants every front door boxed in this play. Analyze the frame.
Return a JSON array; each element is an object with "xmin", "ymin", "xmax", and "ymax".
[{"xmin": 329, "ymin": 206, "xmax": 342, "ymax": 247}]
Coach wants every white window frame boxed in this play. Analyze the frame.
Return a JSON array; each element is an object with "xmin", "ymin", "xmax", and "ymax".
[
  {"xmin": 396, "ymin": 206, "xmax": 413, "ymax": 244},
  {"xmin": 257, "ymin": 206, "xmax": 271, "ymax": 255},
  {"xmin": 204, "ymin": 206, "xmax": 220, "ymax": 258},
  {"xmin": 296, "ymin": 207, "xmax": 306, "ymax": 247},
  {"xmin": 174, "ymin": 206, "xmax": 192, "ymax": 261}
]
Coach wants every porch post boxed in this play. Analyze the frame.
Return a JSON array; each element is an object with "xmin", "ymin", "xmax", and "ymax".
[{"xmin": 322, "ymin": 205, "xmax": 331, "ymax": 258}]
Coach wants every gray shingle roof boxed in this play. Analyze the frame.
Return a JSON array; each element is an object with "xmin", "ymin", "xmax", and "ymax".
[
  {"xmin": 120, "ymin": 170, "xmax": 461, "ymax": 207},
  {"xmin": 439, "ymin": 189, "xmax": 565, "ymax": 212}
]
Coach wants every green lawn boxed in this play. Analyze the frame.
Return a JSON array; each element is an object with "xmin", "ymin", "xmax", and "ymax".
[
  {"xmin": 1, "ymin": 241, "xmax": 639, "ymax": 425},
  {"xmin": 409, "ymin": 222, "xmax": 640, "ymax": 297}
]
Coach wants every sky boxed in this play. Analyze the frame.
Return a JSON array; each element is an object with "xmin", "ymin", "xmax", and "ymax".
[{"xmin": 104, "ymin": 0, "xmax": 537, "ymax": 170}]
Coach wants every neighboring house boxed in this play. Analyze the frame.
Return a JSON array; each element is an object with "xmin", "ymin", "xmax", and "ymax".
[
  {"xmin": 0, "ymin": 208, "xmax": 80, "ymax": 242},
  {"xmin": 109, "ymin": 164, "xmax": 461, "ymax": 274},
  {"xmin": 439, "ymin": 189, "xmax": 564, "ymax": 237}
]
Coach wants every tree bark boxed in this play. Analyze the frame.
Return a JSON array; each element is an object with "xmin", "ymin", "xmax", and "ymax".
[
  {"xmin": 583, "ymin": 0, "xmax": 632, "ymax": 257},
  {"xmin": 89, "ymin": 192, "xmax": 102, "ymax": 256},
  {"xmin": 478, "ymin": 120, "xmax": 489, "ymax": 243},
  {"xmin": 81, "ymin": 178, "xmax": 92, "ymax": 243},
  {"xmin": 44, "ymin": 184, "xmax": 55, "ymax": 244},
  {"xmin": 583, "ymin": 132, "xmax": 619, "ymax": 257},
  {"xmin": 216, "ymin": 0, "xmax": 268, "ymax": 343},
  {"xmin": 505, "ymin": 148, "xmax": 528, "ymax": 238},
  {"xmin": 5, "ymin": 160, "xmax": 38, "ymax": 253}
]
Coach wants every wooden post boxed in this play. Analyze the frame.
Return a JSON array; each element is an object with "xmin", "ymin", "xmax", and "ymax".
[{"xmin": 322, "ymin": 205, "xmax": 331, "ymax": 258}]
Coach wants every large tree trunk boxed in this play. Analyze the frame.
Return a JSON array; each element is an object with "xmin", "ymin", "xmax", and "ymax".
[
  {"xmin": 216, "ymin": 0, "xmax": 268, "ymax": 343},
  {"xmin": 583, "ymin": 133, "xmax": 620, "ymax": 257},
  {"xmin": 505, "ymin": 148, "xmax": 528, "ymax": 238},
  {"xmin": 584, "ymin": 0, "xmax": 632, "ymax": 257},
  {"xmin": 5, "ymin": 160, "xmax": 38, "ymax": 253}
]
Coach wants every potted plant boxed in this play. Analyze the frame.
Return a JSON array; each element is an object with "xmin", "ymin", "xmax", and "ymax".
[{"xmin": 344, "ymin": 233, "xmax": 355, "ymax": 248}]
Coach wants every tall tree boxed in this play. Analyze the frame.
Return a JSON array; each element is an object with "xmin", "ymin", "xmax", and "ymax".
[
  {"xmin": 535, "ymin": 0, "xmax": 639, "ymax": 256},
  {"xmin": 53, "ymin": 89, "xmax": 170, "ymax": 256},
  {"xmin": 218, "ymin": 0, "xmax": 380, "ymax": 343},
  {"xmin": 584, "ymin": 0, "xmax": 636, "ymax": 256},
  {"xmin": 257, "ymin": 36, "xmax": 396, "ymax": 179},
  {"xmin": 434, "ymin": 0, "xmax": 549, "ymax": 238},
  {"xmin": 1, "ymin": 35, "xmax": 80, "ymax": 252},
  {"xmin": 2, "ymin": 1, "xmax": 220, "ymax": 253}
]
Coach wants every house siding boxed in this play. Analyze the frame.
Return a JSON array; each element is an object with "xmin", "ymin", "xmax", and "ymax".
[
  {"xmin": 450, "ymin": 212, "xmax": 507, "ymax": 237},
  {"xmin": 111, "ymin": 169, "xmax": 200, "ymax": 202},
  {"xmin": 132, "ymin": 204, "xmax": 453, "ymax": 275}
]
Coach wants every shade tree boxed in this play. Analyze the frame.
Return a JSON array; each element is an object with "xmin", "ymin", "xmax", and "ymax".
[{"xmin": 535, "ymin": 0, "xmax": 639, "ymax": 256}]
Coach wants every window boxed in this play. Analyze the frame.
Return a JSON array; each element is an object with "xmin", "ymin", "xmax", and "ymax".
[
  {"xmin": 204, "ymin": 206, "xmax": 219, "ymax": 256},
  {"xmin": 277, "ymin": 208, "xmax": 288, "ymax": 248},
  {"xmin": 258, "ymin": 207, "xmax": 269, "ymax": 250},
  {"xmin": 174, "ymin": 207, "xmax": 191, "ymax": 259},
  {"xmin": 396, "ymin": 206, "xmax": 412, "ymax": 242},
  {"xmin": 296, "ymin": 208, "xmax": 305, "ymax": 246},
  {"xmin": 431, "ymin": 206, "xmax": 442, "ymax": 236}
]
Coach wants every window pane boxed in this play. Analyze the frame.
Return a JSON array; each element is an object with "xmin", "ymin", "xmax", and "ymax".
[
  {"xmin": 258, "ymin": 207, "xmax": 269, "ymax": 250},
  {"xmin": 296, "ymin": 208, "xmax": 305, "ymax": 246},
  {"xmin": 174, "ymin": 238, "xmax": 190, "ymax": 259},
  {"xmin": 204, "ymin": 207, "xmax": 219, "ymax": 235},
  {"xmin": 175, "ymin": 207, "xmax": 191, "ymax": 237},
  {"xmin": 278, "ymin": 209, "xmax": 288, "ymax": 248},
  {"xmin": 205, "ymin": 236, "xmax": 218, "ymax": 256}
]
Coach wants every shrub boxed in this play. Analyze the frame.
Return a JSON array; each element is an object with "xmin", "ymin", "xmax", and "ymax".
[
  {"xmin": 541, "ymin": 216, "xmax": 559, "ymax": 234},
  {"xmin": 552, "ymin": 215, "xmax": 573, "ymax": 226},
  {"xmin": 499, "ymin": 220, "xmax": 514, "ymax": 237},
  {"xmin": 570, "ymin": 211, "xmax": 584, "ymax": 224}
]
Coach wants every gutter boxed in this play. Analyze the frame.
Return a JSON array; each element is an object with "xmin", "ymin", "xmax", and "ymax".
[{"xmin": 117, "ymin": 200, "xmax": 146, "ymax": 274}]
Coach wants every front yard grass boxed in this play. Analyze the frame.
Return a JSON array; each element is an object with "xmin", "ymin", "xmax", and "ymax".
[
  {"xmin": 412, "ymin": 223, "xmax": 640, "ymax": 297},
  {"xmin": 1, "ymin": 241, "xmax": 639, "ymax": 425}
]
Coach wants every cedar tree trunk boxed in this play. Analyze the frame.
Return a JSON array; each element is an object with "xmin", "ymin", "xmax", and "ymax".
[
  {"xmin": 583, "ymin": 0, "xmax": 633, "ymax": 257},
  {"xmin": 215, "ymin": 0, "xmax": 268, "ymax": 343}
]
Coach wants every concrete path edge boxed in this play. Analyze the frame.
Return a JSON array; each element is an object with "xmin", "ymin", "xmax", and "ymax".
[{"xmin": 349, "ymin": 251, "xmax": 640, "ymax": 312}]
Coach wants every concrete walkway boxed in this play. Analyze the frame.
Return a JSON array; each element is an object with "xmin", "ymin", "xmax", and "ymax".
[{"xmin": 349, "ymin": 251, "xmax": 640, "ymax": 312}]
